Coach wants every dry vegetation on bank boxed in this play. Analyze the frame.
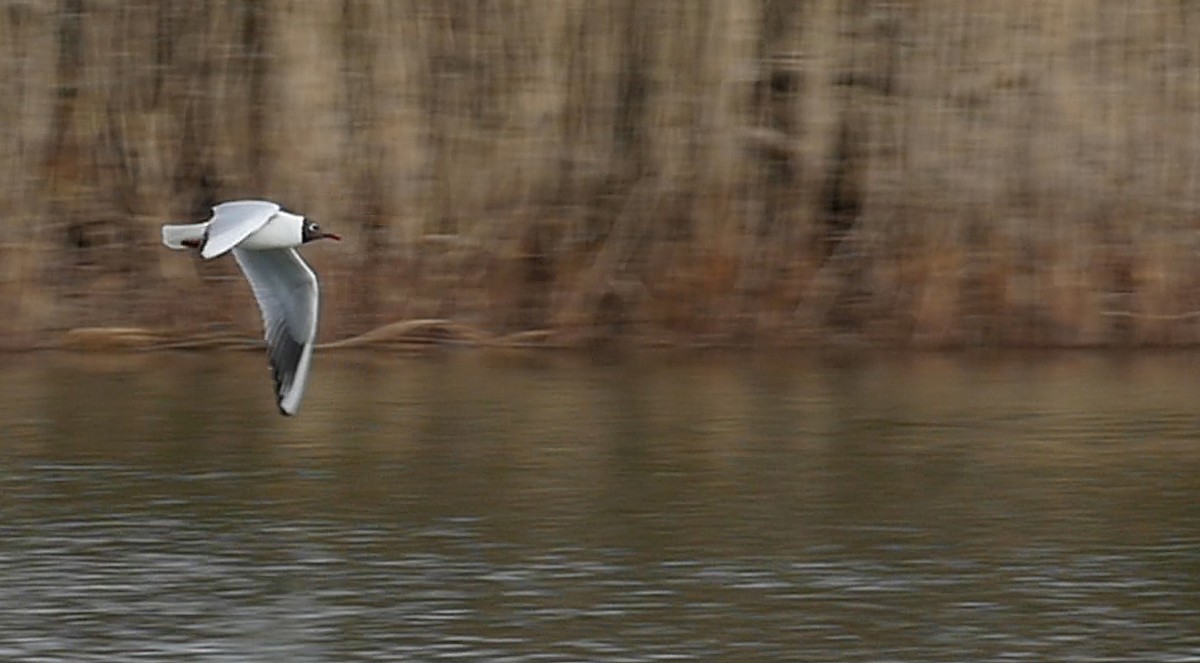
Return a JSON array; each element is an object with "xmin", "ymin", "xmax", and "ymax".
[{"xmin": 3, "ymin": 1, "xmax": 1200, "ymax": 349}]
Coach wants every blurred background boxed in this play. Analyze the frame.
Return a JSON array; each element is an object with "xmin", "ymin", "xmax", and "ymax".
[
  {"xmin": 4, "ymin": 1, "xmax": 1200, "ymax": 349},
  {"xmin": 6, "ymin": 6, "xmax": 1200, "ymax": 659}
]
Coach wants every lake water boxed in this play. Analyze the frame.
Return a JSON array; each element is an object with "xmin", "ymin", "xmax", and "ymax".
[{"xmin": 1, "ymin": 350, "xmax": 1198, "ymax": 661}]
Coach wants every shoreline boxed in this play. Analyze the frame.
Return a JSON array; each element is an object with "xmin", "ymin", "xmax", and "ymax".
[{"xmin": 12, "ymin": 323, "xmax": 1200, "ymax": 354}]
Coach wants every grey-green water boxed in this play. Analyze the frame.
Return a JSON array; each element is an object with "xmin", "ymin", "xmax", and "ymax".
[{"xmin": 1, "ymin": 351, "xmax": 1198, "ymax": 662}]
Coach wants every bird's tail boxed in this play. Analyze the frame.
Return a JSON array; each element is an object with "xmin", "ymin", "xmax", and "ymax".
[{"xmin": 161, "ymin": 223, "xmax": 207, "ymax": 250}]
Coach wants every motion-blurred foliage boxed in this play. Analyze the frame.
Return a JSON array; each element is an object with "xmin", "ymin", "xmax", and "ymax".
[{"xmin": 3, "ymin": 1, "xmax": 1200, "ymax": 348}]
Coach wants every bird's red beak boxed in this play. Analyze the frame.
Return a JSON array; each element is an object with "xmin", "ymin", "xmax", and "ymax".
[{"xmin": 322, "ymin": 233, "xmax": 342, "ymax": 241}]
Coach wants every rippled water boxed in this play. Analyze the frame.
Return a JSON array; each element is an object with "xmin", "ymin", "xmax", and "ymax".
[{"xmin": 1, "ymin": 351, "xmax": 1199, "ymax": 661}]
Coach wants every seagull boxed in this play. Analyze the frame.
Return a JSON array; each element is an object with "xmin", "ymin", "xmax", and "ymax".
[{"xmin": 161, "ymin": 200, "xmax": 341, "ymax": 415}]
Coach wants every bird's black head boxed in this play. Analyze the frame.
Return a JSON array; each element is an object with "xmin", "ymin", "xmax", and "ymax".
[{"xmin": 302, "ymin": 219, "xmax": 342, "ymax": 243}]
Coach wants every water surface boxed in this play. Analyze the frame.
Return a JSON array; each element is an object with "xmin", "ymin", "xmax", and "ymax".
[{"xmin": 1, "ymin": 350, "xmax": 1199, "ymax": 661}]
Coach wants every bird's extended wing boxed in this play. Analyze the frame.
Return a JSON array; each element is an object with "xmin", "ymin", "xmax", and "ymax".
[
  {"xmin": 232, "ymin": 247, "xmax": 320, "ymax": 415},
  {"xmin": 202, "ymin": 200, "xmax": 281, "ymax": 259}
]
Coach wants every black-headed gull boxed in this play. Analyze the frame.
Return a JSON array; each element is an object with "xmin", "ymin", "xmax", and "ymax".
[{"xmin": 161, "ymin": 200, "xmax": 341, "ymax": 415}]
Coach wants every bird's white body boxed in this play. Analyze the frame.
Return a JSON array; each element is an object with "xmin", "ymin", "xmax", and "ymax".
[
  {"xmin": 162, "ymin": 200, "xmax": 305, "ymax": 256},
  {"xmin": 161, "ymin": 200, "xmax": 335, "ymax": 416},
  {"xmin": 238, "ymin": 211, "xmax": 304, "ymax": 250}
]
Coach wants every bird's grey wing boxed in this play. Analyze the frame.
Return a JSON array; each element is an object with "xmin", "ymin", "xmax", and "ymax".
[
  {"xmin": 232, "ymin": 247, "xmax": 319, "ymax": 415},
  {"xmin": 202, "ymin": 200, "xmax": 281, "ymax": 259}
]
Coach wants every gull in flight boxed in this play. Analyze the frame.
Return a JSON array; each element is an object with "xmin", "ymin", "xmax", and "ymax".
[{"xmin": 161, "ymin": 200, "xmax": 341, "ymax": 415}]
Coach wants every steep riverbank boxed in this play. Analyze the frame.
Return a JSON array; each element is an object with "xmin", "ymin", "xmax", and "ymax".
[{"xmin": 3, "ymin": 2, "xmax": 1200, "ymax": 349}]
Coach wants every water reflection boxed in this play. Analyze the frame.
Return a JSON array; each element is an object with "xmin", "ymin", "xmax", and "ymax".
[{"xmin": 1, "ymin": 351, "xmax": 1199, "ymax": 660}]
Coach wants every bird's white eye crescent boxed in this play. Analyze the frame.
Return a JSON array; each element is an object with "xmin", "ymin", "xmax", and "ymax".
[{"xmin": 308, "ymin": 223, "xmax": 319, "ymax": 233}]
